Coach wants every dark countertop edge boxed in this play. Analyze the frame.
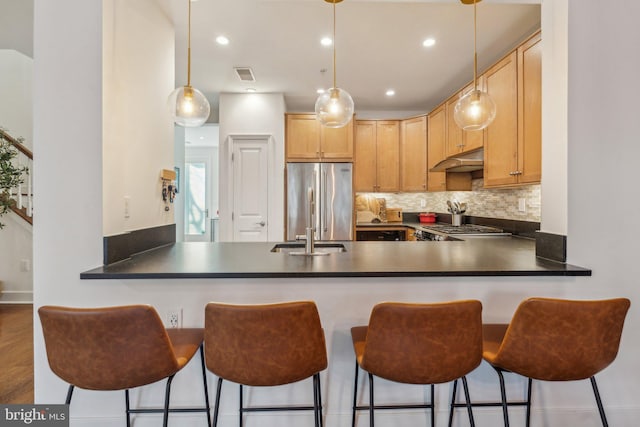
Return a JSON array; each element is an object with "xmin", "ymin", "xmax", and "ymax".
[{"xmin": 80, "ymin": 269, "xmax": 592, "ymax": 280}]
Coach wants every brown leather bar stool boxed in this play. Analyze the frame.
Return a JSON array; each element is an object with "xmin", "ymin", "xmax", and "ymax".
[
  {"xmin": 481, "ymin": 297, "xmax": 630, "ymax": 427},
  {"xmin": 38, "ymin": 305, "xmax": 211, "ymax": 427},
  {"xmin": 204, "ymin": 301, "xmax": 328, "ymax": 427},
  {"xmin": 351, "ymin": 300, "xmax": 483, "ymax": 427}
]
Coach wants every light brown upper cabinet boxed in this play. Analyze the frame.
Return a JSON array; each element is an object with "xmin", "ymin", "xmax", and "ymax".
[
  {"xmin": 445, "ymin": 79, "xmax": 486, "ymax": 158},
  {"xmin": 400, "ymin": 116, "xmax": 427, "ymax": 192},
  {"xmin": 516, "ymin": 32, "xmax": 542, "ymax": 185},
  {"xmin": 285, "ymin": 113, "xmax": 354, "ymax": 161},
  {"xmin": 427, "ymin": 105, "xmax": 447, "ymax": 191},
  {"xmin": 427, "ymin": 104, "xmax": 472, "ymax": 192},
  {"xmin": 354, "ymin": 120, "xmax": 400, "ymax": 192},
  {"xmin": 484, "ymin": 31, "xmax": 541, "ymax": 188}
]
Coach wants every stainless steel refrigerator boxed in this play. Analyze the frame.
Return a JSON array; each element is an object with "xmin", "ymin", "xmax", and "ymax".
[{"xmin": 286, "ymin": 163, "xmax": 353, "ymax": 241}]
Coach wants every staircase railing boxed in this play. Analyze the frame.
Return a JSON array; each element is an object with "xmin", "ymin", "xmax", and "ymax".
[{"xmin": 0, "ymin": 129, "xmax": 32, "ymax": 225}]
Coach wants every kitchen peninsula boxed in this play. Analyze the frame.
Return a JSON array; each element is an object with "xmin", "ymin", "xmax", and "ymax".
[{"xmin": 81, "ymin": 238, "xmax": 590, "ymax": 279}]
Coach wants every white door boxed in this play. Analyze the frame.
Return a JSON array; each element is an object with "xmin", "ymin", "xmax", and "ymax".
[
  {"xmin": 232, "ymin": 138, "xmax": 269, "ymax": 241},
  {"xmin": 184, "ymin": 158, "xmax": 210, "ymax": 241}
]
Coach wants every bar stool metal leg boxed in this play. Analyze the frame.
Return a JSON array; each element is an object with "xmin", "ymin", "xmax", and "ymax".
[
  {"xmin": 368, "ymin": 372, "xmax": 375, "ymax": 427},
  {"xmin": 313, "ymin": 373, "xmax": 320, "ymax": 427},
  {"xmin": 591, "ymin": 376, "xmax": 609, "ymax": 427},
  {"xmin": 525, "ymin": 378, "xmax": 532, "ymax": 427},
  {"xmin": 461, "ymin": 376, "xmax": 475, "ymax": 427},
  {"xmin": 317, "ymin": 373, "xmax": 324, "ymax": 427},
  {"xmin": 496, "ymin": 369, "xmax": 510, "ymax": 427},
  {"xmin": 352, "ymin": 362, "xmax": 359, "ymax": 427},
  {"xmin": 199, "ymin": 344, "xmax": 212, "ymax": 427},
  {"xmin": 239, "ymin": 385, "xmax": 244, "ymax": 427},
  {"xmin": 448, "ymin": 379, "xmax": 458, "ymax": 427},
  {"xmin": 65, "ymin": 385, "xmax": 74, "ymax": 405},
  {"xmin": 162, "ymin": 374, "xmax": 175, "ymax": 427},
  {"xmin": 125, "ymin": 389, "xmax": 131, "ymax": 427},
  {"xmin": 212, "ymin": 378, "xmax": 223, "ymax": 427}
]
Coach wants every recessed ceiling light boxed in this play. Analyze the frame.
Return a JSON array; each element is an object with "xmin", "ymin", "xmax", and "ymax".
[
  {"xmin": 423, "ymin": 38, "xmax": 436, "ymax": 47},
  {"xmin": 216, "ymin": 35, "xmax": 229, "ymax": 45},
  {"xmin": 320, "ymin": 37, "xmax": 332, "ymax": 46},
  {"xmin": 246, "ymin": 88, "xmax": 257, "ymax": 93},
  {"xmin": 386, "ymin": 89, "xmax": 396, "ymax": 96},
  {"xmin": 199, "ymin": 136, "xmax": 205, "ymax": 140},
  {"xmin": 317, "ymin": 89, "xmax": 325, "ymax": 94}
]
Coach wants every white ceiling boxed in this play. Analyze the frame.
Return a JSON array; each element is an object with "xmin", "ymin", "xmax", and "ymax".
[
  {"xmin": 0, "ymin": 0, "xmax": 540, "ymax": 119},
  {"xmin": 161, "ymin": 0, "xmax": 541, "ymax": 118}
]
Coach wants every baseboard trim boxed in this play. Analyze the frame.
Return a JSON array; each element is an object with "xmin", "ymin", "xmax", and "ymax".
[{"xmin": 0, "ymin": 290, "xmax": 33, "ymax": 304}]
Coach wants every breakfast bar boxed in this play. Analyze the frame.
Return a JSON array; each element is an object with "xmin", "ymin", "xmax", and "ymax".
[{"xmin": 81, "ymin": 239, "xmax": 590, "ymax": 280}]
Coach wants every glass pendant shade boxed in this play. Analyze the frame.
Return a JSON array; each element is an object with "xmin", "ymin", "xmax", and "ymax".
[
  {"xmin": 315, "ymin": 87, "xmax": 354, "ymax": 128},
  {"xmin": 453, "ymin": 88, "xmax": 496, "ymax": 131},
  {"xmin": 168, "ymin": 85, "xmax": 210, "ymax": 127}
]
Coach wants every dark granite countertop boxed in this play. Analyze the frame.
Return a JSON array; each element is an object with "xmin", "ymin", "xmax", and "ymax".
[{"xmin": 80, "ymin": 238, "xmax": 591, "ymax": 279}]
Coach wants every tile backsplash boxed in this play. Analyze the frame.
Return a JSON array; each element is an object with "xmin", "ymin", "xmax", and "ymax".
[{"xmin": 358, "ymin": 179, "xmax": 541, "ymax": 222}]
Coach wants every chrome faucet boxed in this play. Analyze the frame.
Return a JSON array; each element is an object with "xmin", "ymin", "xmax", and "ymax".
[{"xmin": 295, "ymin": 187, "xmax": 316, "ymax": 255}]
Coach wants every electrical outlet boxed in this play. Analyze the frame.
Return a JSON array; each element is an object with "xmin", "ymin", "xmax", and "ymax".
[
  {"xmin": 124, "ymin": 196, "xmax": 131, "ymax": 219},
  {"xmin": 167, "ymin": 308, "xmax": 182, "ymax": 328},
  {"xmin": 420, "ymin": 199, "xmax": 427, "ymax": 208},
  {"xmin": 518, "ymin": 198, "xmax": 526, "ymax": 213}
]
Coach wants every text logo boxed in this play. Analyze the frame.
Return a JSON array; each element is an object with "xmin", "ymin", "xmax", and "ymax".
[{"xmin": 1, "ymin": 405, "xmax": 68, "ymax": 427}]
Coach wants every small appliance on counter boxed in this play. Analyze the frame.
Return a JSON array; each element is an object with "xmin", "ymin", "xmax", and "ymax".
[
  {"xmin": 418, "ymin": 212, "xmax": 437, "ymax": 223},
  {"xmin": 386, "ymin": 208, "xmax": 403, "ymax": 223}
]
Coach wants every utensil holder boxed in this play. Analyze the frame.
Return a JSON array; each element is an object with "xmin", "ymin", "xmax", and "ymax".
[{"xmin": 452, "ymin": 214, "xmax": 463, "ymax": 226}]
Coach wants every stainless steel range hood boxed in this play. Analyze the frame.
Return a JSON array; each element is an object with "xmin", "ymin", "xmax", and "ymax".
[{"xmin": 429, "ymin": 149, "xmax": 483, "ymax": 172}]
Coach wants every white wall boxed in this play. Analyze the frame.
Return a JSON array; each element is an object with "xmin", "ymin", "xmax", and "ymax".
[
  {"xmin": 102, "ymin": 0, "xmax": 175, "ymax": 236},
  {"xmin": 0, "ymin": 49, "xmax": 32, "ymax": 148},
  {"xmin": 218, "ymin": 93, "xmax": 286, "ymax": 241},
  {"xmin": 540, "ymin": 0, "xmax": 568, "ymax": 235},
  {"xmin": 32, "ymin": 1, "xmax": 640, "ymax": 427}
]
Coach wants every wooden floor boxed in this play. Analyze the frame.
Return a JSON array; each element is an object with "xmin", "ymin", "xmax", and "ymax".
[{"xmin": 0, "ymin": 304, "xmax": 34, "ymax": 403}]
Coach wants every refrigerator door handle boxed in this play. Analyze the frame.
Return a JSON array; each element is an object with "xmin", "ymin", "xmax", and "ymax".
[{"xmin": 323, "ymin": 169, "xmax": 328, "ymax": 232}]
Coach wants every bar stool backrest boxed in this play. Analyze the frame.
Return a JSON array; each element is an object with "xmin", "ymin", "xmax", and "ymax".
[
  {"xmin": 39, "ymin": 305, "xmax": 181, "ymax": 390},
  {"xmin": 360, "ymin": 300, "xmax": 483, "ymax": 384},
  {"xmin": 204, "ymin": 301, "xmax": 328, "ymax": 386},
  {"xmin": 493, "ymin": 297, "xmax": 631, "ymax": 381}
]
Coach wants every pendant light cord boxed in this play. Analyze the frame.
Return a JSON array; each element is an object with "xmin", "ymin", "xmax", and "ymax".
[
  {"xmin": 473, "ymin": 0, "xmax": 477, "ymax": 91},
  {"xmin": 187, "ymin": 0, "xmax": 192, "ymax": 88},
  {"xmin": 333, "ymin": 0, "xmax": 337, "ymax": 89}
]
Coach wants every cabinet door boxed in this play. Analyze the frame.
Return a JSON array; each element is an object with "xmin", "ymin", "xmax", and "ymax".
[
  {"xmin": 354, "ymin": 121, "xmax": 378, "ymax": 192},
  {"xmin": 427, "ymin": 105, "xmax": 447, "ymax": 192},
  {"xmin": 484, "ymin": 51, "xmax": 518, "ymax": 187},
  {"xmin": 400, "ymin": 116, "xmax": 427, "ymax": 191},
  {"xmin": 286, "ymin": 114, "xmax": 320, "ymax": 160},
  {"xmin": 375, "ymin": 121, "xmax": 400, "ymax": 192},
  {"xmin": 446, "ymin": 96, "xmax": 464, "ymax": 157},
  {"xmin": 518, "ymin": 33, "xmax": 542, "ymax": 184},
  {"xmin": 320, "ymin": 118, "xmax": 354, "ymax": 160}
]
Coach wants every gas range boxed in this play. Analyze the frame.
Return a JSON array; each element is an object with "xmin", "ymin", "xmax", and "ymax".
[{"xmin": 414, "ymin": 224, "xmax": 511, "ymax": 241}]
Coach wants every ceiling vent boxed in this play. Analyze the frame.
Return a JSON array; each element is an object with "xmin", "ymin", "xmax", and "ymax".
[{"xmin": 234, "ymin": 67, "xmax": 256, "ymax": 82}]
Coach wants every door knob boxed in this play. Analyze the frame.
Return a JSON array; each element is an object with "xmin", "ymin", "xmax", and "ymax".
[{"xmin": 256, "ymin": 221, "xmax": 266, "ymax": 227}]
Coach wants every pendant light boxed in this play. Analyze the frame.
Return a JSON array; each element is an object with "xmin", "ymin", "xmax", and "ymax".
[
  {"xmin": 314, "ymin": 0, "xmax": 354, "ymax": 128},
  {"xmin": 168, "ymin": 0, "xmax": 210, "ymax": 127},
  {"xmin": 454, "ymin": 0, "xmax": 496, "ymax": 131}
]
